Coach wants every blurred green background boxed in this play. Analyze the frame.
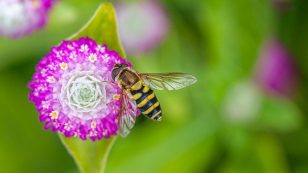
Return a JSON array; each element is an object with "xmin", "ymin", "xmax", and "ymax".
[{"xmin": 1, "ymin": 0, "xmax": 308, "ymax": 173}]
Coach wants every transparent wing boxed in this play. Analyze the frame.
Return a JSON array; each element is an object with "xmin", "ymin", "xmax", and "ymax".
[
  {"xmin": 118, "ymin": 91, "xmax": 138, "ymax": 137},
  {"xmin": 140, "ymin": 73, "xmax": 197, "ymax": 90}
]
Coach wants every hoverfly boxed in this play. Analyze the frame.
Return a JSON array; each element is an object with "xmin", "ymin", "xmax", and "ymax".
[{"xmin": 111, "ymin": 64, "xmax": 197, "ymax": 137}]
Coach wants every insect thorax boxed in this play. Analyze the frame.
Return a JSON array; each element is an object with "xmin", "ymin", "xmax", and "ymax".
[{"xmin": 118, "ymin": 69, "xmax": 141, "ymax": 89}]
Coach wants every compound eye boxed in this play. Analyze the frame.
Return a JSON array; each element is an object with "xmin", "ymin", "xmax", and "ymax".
[
  {"xmin": 114, "ymin": 64, "xmax": 121, "ymax": 68},
  {"xmin": 114, "ymin": 64, "xmax": 128, "ymax": 69}
]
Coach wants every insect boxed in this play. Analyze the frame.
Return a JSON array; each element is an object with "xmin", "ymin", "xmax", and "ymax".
[{"xmin": 111, "ymin": 64, "xmax": 197, "ymax": 137}]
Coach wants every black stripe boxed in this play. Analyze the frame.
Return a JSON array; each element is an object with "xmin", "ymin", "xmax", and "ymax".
[
  {"xmin": 135, "ymin": 90, "xmax": 153, "ymax": 104},
  {"xmin": 154, "ymin": 114, "xmax": 162, "ymax": 120},
  {"xmin": 145, "ymin": 106, "xmax": 161, "ymax": 118},
  {"xmin": 130, "ymin": 85, "xmax": 144, "ymax": 95},
  {"xmin": 139, "ymin": 96, "xmax": 158, "ymax": 112}
]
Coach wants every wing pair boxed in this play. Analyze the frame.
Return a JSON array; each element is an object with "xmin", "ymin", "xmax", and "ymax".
[{"xmin": 118, "ymin": 73, "xmax": 197, "ymax": 137}]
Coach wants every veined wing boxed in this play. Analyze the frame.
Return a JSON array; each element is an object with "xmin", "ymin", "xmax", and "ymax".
[
  {"xmin": 118, "ymin": 92, "xmax": 138, "ymax": 137},
  {"xmin": 140, "ymin": 73, "xmax": 197, "ymax": 90}
]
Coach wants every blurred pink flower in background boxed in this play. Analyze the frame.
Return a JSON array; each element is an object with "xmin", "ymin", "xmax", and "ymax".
[
  {"xmin": 116, "ymin": 0, "xmax": 169, "ymax": 55},
  {"xmin": 0, "ymin": 0, "xmax": 54, "ymax": 38},
  {"xmin": 273, "ymin": 0, "xmax": 291, "ymax": 12},
  {"xmin": 255, "ymin": 38, "xmax": 298, "ymax": 98}
]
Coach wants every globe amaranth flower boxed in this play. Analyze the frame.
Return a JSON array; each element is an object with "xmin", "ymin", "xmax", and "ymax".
[
  {"xmin": 255, "ymin": 38, "xmax": 298, "ymax": 98},
  {"xmin": 116, "ymin": 0, "xmax": 169, "ymax": 55},
  {"xmin": 29, "ymin": 37, "xmax": 138, "ymax": 141},
  {"xmin": 0, "ymin": 0, "xmax": 54, "ymax": 38}
]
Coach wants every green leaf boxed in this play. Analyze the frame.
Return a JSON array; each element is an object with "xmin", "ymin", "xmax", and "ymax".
[
  {"xmin": 69, "ymin": 2, "xmax": 126, "ymax": 58},
  {"xmin": 259, "ymin": 97, "xmax": 302, "ymax": 132},
  {"xmin": 59, "ymin": 3, "xmax": 125, "ymax": 173},
  {"xmin": 59, "ymin": 135, "xmax": 117, "ymax": 173}
]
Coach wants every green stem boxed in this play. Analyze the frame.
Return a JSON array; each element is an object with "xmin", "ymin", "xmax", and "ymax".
[
  {"xmin": 59, "ymin": 134, "xmax": 117, "ymax": 173},
  {"xmin": 59, "ymin": 2, "xmax": 124, "ymax": 173}
]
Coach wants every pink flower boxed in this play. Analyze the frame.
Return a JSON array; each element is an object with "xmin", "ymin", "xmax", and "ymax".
[
  {"xmin": 28, "ymin": 37, "xmax": 138, "ymax": 141},
  {"xmin": 0, "ymin": 0, "xmax": 54, "ymax": 38},
  {"xmin": 255, "ymin": 38, "xmax": 298, "ymax": 98},
  {"xmin": 116, "ymin": 0, "xmax": 169, "ymax": 55}
]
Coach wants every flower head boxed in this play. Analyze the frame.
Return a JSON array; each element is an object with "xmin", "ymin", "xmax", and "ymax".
[
  {"xmin": 0, "ymin": 0, "xmax": 54, "ymax": 38},
  {"xmin": 255, "ymin": 38, "xmax": 298, "ymax": 98},
  {"xmin": 29, "ymin": 37, "xmax": 137, "ymax": 141},
  {"xmin": 116, "ymin": 0, "xmax": 169, "ymax": 55}
]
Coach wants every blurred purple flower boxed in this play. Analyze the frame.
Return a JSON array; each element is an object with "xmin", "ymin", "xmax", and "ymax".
[
  {"xmin": 116, "ymin": 0, "xmax": 169, "ymax": 55},
  {"xmin": 0, "ymin": 0, "xmax": 54, "ymax": 38},
  {"xmin": 29, "ymin": 37, "xmax": 138, "ymax": 141},
  {"xmin": 273, "ymin": 0, "xmax": 291, "ymax": 12},
  {"xmin": 255, "ymin": 38, "xmax": 298, "ymax": 98}
]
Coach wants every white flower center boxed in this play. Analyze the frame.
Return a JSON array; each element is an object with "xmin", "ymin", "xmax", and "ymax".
[{"xmin": 63, "ymin": 73, "xmax": 106, "ymax": 113}]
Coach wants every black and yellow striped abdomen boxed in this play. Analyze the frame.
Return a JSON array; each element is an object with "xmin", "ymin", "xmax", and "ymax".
[{"xmin": 130, "ymin": 82, "xmax": 162, "ymax": 121}]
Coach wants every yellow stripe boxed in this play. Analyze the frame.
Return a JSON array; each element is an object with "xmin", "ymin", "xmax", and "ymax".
[
  {"xmin": 142, "ymin": 86, "xmax": 150, "ymax": 93},
  {"xmin": 131, "ymin": 81, "xmax": 143, "ymax": 90},
  {"xmin": 133, "ymin": 93, "xmax": 142, "ymax": 100},
  {"xmin": 137, "ymin": 93, "xmax": 155, "ymax": 107},
  {"xmin": 142, "ymin": 102, "xmax": 160, "ymax": 115},
  {"xmin": 151, "ymin": 110, "xmax": 162, "ymax": 120}
]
